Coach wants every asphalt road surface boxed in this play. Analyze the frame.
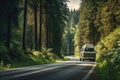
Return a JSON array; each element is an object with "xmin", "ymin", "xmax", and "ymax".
[{"xmin": 0, "ymin": 56, "xmax": 96, "ymax": 80}]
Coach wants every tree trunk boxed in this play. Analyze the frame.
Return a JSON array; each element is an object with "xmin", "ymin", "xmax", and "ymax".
[
  {"xmin": 34, "ymin": 9, "xmax": 38, "ymax": 50},
  {"xmin": 39, "ymin": 0, "xmax": 43, "ymax": 51},
  {"xmin": 6, "ymin": 13, "xmax": 11, "ymax": 48},
  {"xmin": 22, "ymin": 0, "xmax": 27, "ymax": 50}
]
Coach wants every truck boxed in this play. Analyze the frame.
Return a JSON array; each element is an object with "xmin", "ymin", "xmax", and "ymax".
[{"xmin": 80, "ymin": 44, "xmax": 96, "ymax": 61}]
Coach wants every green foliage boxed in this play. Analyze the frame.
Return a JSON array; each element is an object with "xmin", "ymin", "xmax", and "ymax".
[
  {"xmin": 96, "ymin": 27, "xmax": 120, "ymax": 80},
  {"xmin": 62, "ymin": 9, "xmax": 79, "ymax": 55},
  {"xmin": 0, "ymin": 61, "xmax": 11, "ymax": 69},
  {"xmin": 95, "ymin": 0, "xmax": 119, "ymax": 37},
  {"xmin": 45, "ymin": 0, "xmax": 69, "ymax": 57},
  {"xmin": 74, "ymin": 46, "xmax": 80, "ymax": 57},
  {"xmin": 74, "ymin": 0, "xmax": 120, "ymax": 79},
  {"xmin": 0, "ymin": 0, "xmax": 69, "ymax": 68},
  {"xmin": 0, "ymin": 48, "xmax": 60, "ymax": 70},
  {"xmin": 12, "ymin": 49, "xmax": 59, "ymax": 68},
  {"xmin": 0, "ymin": 45, "xmax": 10, "ymax": 63},
  {"xmin": 74, "ymin": 0, "xmax": 99, "ymax": 56}
]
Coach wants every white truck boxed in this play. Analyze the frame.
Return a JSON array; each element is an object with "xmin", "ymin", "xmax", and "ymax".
[{"xmin": 80, "ymin": 44, "xmax": 96, "ymax": 61}]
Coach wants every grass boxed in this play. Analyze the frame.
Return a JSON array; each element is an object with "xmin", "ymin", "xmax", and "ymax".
[{"xmin": 0, "ymin": 49, "xmax": 69, "ymax": 70}]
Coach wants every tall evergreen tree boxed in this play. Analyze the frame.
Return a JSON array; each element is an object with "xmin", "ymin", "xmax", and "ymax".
[
  {"xmin": 42, "ymin": 0, "xmax": 69, "ymax": 57},
  {"xmin": 0, "ymin": 0, "xmax": 20, "ymax": 48},
  {"xmin": 22, "ymin": 0, "xmax": 28, "ymax": 50},
  {"xmin": 39, "ymin": 0, "xmax": 43, "ymax": 51},
  {"xmin": 28, "ymin": 0, "xmax": 39, "ymax": 50}
]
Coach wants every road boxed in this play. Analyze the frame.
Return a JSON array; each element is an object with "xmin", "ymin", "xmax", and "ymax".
[{"xmin": 0, "ymin": 56, "xmax": 96, "ymax": 80}]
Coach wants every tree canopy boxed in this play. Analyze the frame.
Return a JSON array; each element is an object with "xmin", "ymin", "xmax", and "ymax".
[{"xmin": 0, "ymin": 0, "xmax": 69, "ymax": 63}]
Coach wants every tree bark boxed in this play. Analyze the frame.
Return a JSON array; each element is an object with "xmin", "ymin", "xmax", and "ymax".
[
  {"xmin": 39, "ymin": 0, "xmax": 43, "ymax": 51},
  {"xmin": 34, "ymin": 9, "xmax": 38, "ymax": 50},
  {"xmin": 6, "ymin": 13, "xmax": 11, "ymax": 48},
  {"xmin": 22, "ymin": 0, "xmax": 27, "ymax": 50}
]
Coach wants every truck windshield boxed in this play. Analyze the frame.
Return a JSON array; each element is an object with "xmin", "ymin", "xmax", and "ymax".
[{"xmin": 85, "ymin": 48, "xmax": 94, "ymax": 51}]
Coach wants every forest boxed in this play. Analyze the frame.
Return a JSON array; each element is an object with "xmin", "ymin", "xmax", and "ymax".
[
  {"xmin": 0, "ymin": 0, "xmax": 69, "ymax": 68},
  {"xmin": 74, "ymin": 0, "xmax": 120, "ymax": 80},
  {"xmin": 0, "ymin": 0, "xmax": 120, "ymax": 80}
]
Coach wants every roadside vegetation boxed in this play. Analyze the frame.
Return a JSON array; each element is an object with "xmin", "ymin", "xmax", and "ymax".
[
  {"xmin": 0, "ymin": 0, "xmax": 69, "ymax": 70},
  {"xmin": 0, "ymin": 47, "xmax": 67, "ymax": 70},
  {"xmin": 96, "ymin": 27, "xmax": 120, "ymax": 80},
  {"xmin": 74, "ymin": 0, "xmax": 120, "ymax": 80},
  {"xmin": 0, "ymin": 0, "xmax": 120, "ymax": 80}
]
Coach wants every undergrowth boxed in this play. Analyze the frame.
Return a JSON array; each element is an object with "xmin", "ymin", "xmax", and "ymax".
[
  {"xmin": 0, "ymin": 47, "xmax": 62, "ymax": 70},
  {"xmin": 96, "ymin": 27, "xmax": 120, "ymax": 80}
]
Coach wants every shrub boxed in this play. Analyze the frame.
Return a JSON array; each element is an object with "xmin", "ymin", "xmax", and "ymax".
[
  {"xmin": 0, "ymin": 45, "xmax": 10, "ymax": 63},
  {"xmin": 96, "ymin": 27, "xmax": 120, "ymax": 80}
]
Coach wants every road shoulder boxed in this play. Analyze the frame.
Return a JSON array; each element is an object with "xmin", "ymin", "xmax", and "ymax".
[{"xmin": 87, "ymin": 67, "xmax": 98, "ymax": 80}]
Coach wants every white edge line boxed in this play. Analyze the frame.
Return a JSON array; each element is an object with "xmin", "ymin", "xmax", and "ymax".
[
  {"xmin": 0, "ymin": 66, "xmax": 59, "ymax": 80},
  {"xmin": 82, "ymin": 64, "xmax": 96, "ymax": 80}
]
